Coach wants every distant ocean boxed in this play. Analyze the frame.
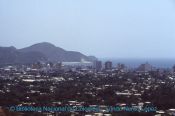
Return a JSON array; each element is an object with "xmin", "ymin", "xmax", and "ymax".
[{"xmin": 99, "ymin": 58, "xmax": 175, "ymax": 68}]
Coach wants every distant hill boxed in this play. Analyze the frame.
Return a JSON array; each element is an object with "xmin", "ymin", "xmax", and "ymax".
[
  {"xmin": 19, "ymin": 42, "xmax": 97, "ymax": 62},
  {"xmin": 0, "ymin": 42, "xmax": 97, "ymax": 65},
  {"xmin": 0, "ymin": 46, "xmax": 47, "ymax": 65}
]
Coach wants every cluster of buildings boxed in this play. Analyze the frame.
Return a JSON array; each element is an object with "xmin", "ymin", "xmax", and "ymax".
[{"xmin": 0, "ymin": 61, "xmax": 175, "ymax": 116}]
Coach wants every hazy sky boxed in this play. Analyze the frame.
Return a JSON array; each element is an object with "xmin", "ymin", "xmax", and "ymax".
[{"xmin": 0, "ymin": 0, "xmax": 175, "ymax": 58}]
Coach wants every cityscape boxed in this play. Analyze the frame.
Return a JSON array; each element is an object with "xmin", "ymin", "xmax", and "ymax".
[
  {"xmin": 0, "ymin": 57, "xmax": 175, "ymax": 115},
  {"xmin": 1, "ymin": 0, "xmax": 175, "ymax": 116}
]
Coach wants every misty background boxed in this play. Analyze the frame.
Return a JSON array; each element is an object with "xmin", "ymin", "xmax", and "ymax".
[{"xmin": 0, "ymin": 0, "xmax": 175, "ymax": 59}]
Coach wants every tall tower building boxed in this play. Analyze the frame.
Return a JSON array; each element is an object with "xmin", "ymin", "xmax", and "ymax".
[
  {"xmin": 93, "ymin": 60, "xmax": 102, "ymax": 71},
  {"xmin": 137, "ymin": 62, "xmax": 152, "ymax": 72},
  {"xmin": 105, "ymin": 61, "xmax": 112, "ymax": 70},
  {"xmin": 173, "ymin": 65, "xmax": 175, "ymax": 72}
]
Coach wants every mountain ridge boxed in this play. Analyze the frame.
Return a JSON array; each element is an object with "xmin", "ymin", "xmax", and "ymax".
[{"xmin": 0, "ymin": 42, "xmax": 97, "ymax": 65}]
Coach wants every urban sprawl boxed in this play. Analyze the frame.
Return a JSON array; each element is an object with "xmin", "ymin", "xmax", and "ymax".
[{"xmin": 0, "ymin": 61, "xmax": 175, "ymax": 116}]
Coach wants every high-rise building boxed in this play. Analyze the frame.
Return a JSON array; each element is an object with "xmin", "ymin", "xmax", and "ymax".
[
  {"xmin": 137, "ymin": 62, "xmax": 152, "ymax": 72},
  {"xmin": 105, "ymin": 61, "xmax": 112, "ymax": 70},
  {"xmin": 93, "ymin": 60, "xmax": 102, "ymax": 71},
  {"xmin": 173, "ymin": 65, "xmax": 175, "ymax": 72}
]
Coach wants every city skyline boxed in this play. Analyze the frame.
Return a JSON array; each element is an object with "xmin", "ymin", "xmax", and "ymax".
[{"xmin": 0, "ymin": 0, "xmax": 175, "ymax": 58}]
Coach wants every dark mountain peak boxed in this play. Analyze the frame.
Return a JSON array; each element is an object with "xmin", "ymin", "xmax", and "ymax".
[
  {"xmin": 22, "ymin": 42, "xmax": 65, "ymax": 52},
  {"xmin": 20, "ymin": 42, "xmax": 65, "ymax": 55},
  {"xmin": 9, "ymin": 46, "xmax": 16, "ymax": 50},
  {"xmin": 30, "ymin": 42, "xmax": 56, "ymax": 48},
  {"xmin": 0, "ymin": 42, "xmax": 97, "ymax": 64}
]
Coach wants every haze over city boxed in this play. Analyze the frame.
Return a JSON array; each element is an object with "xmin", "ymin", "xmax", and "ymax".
[
  {"xmin": 1, "ymin": 1, "xmax": 175, "ymax": 115},
  {"xmin": 0, "ymin": 0, "xmax": 175, "ymax": 58}
]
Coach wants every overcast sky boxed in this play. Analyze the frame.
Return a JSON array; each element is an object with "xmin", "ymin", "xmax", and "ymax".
[{"xmin": 0, "ymin": 0, "xmax": 175, "ymax": 58}]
